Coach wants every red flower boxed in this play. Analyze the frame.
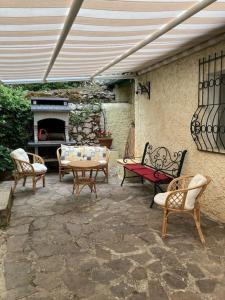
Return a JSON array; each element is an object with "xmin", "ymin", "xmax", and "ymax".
[{"xmin": 95, "ymin": 129, "xmax": 112, "ymax": 138}]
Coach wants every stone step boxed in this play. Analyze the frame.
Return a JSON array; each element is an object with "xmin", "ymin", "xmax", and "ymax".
[{"xmin": 0, "ymin": 188, "xmax": 13, "ymax": 228}]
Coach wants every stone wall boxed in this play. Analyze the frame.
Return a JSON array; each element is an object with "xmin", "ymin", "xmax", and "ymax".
[
  {"xmin": 68, "ymin": 102, "xmax": 133, "ymax": 157},
  {"xmin": 27, "ymin": 82, "xmax": 115, "ymax": 103},
  {"xmin": 135, "ymin": 39, "xmax": 225, "ymax": 223},
  {"xmin": 69, "ymin": 103, "xmax": 102, "ymax": 146}
]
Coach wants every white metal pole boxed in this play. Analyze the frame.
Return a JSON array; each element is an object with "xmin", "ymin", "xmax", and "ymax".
[
  {"xmin": 138, "ymin": 32, "xmax": 225, "ymax": 75},
  {"xmin": 43, "ymin": 0, "xmax": 84, "ymax": 82},
  {"xmin": 91, "ymin": 0, "xmax": 217, "ymax": 79},
  {"xmin": 3, "ymin": 74, "xmax": 135, "ymax": 85}
]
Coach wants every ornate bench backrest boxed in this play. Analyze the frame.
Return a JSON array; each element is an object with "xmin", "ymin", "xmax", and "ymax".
[{"xmin": 141, "ymin": 142, "xmax": 187, "ymax": 178}]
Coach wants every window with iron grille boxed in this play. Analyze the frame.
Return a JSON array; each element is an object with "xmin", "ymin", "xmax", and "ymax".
[{"xmin": 190, "ymin": 51, "xmax": 225, "ymax": 153}]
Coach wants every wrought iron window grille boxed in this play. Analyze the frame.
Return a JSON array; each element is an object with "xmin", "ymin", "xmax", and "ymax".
[
  {"xmin": 136, "ymin": 81, "xmax": 151, "ymax": 99},
  {"xmin": 190, "ymin": 51, "xmax": 225, "ymax": 154}
]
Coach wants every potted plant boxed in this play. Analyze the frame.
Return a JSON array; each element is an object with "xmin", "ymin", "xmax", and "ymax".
[{"xmin": 96, "ymin": 130, "xmax": 113, "ymax": 149}]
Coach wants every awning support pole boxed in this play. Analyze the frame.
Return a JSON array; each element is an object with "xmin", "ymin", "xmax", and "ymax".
[
  {"xmin": 43, "ymin": 0, "xmax": 84, "ymax": 82},
  {"xmin": 91, "ymin": 0, "xmax": 216, "ymax": 79},
  {"xmin": 138, "ymin": 32, "xmax": 225, "ymax": 75}
]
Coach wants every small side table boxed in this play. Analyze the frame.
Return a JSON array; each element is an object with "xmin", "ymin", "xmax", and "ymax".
[{"xmin": 68, "ymin": 160, "xmax": 100, "ymax": 198}]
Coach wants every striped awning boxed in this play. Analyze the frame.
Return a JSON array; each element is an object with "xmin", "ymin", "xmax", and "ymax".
[{"xmin": 1, "ymin": 0, "xmax": 225, "ymax": 84}]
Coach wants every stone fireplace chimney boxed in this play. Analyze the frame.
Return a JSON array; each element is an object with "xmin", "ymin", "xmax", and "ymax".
[{"xmin": 28, "ymin": 97, "xmax": 74, "ymax": 162}]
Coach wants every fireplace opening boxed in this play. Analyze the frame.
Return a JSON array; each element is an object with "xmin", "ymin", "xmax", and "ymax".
[{"xmin": 38, "ymin": 118, "xmax": 65, "ymax": 141}]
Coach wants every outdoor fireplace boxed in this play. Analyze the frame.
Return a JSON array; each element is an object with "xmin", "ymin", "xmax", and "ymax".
[
  {"xmin": 38, "ymin": 118, "xmax": 65, "ymax": 141},
  {"xmin": 28, "ymin": 97, "xmax": 74, "ymax": 162}
]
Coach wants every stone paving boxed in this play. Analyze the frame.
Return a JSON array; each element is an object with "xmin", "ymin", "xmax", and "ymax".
[{"xmin": 0, "ymin": 174, "xmax": 225, "ymax": 300}]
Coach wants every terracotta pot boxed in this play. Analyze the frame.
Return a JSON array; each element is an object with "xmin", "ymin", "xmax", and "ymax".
[{"xmin": 98, "ymin": 138, "xmax": 113, "ymax": 149}]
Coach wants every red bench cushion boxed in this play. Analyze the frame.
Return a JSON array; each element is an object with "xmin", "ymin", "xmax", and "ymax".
[
  {"xmin": 124, "ymin": 163, "xmax": 147, "ymax": 171},
  {"xmin": 124, "ymin": 163, "xmax": 172, "ymax": 183},
  {"xmin": 138, "ymin": 169, "xmax": 171, "ymax": 183}
]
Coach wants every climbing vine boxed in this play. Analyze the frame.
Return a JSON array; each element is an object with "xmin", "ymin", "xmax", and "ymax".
[
  {"xmin": 69, "ymin": 100, "xmax": 105, "ymax": 146},
  {"xmin": 69, "ymin": 99, "xmax": 102, "ymax": 127}
]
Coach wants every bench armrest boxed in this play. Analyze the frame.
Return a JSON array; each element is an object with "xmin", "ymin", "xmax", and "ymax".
[{"xmin": 123, "ymin": 156, "xmax": 142, "ymax": 163}]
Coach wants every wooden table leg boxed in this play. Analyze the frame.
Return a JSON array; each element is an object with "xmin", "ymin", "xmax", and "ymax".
[{"xmin": 70, "ymin": 164, "xmax": 99, "ymax": 199}]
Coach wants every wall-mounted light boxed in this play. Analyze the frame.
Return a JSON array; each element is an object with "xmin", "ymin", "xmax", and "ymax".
[{"xmin": 136, "ymin": 81, "xmax": 151, "ymax": 99}]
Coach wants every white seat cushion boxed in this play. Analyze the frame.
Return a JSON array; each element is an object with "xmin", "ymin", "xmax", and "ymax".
[
  {"xmin": 32, "ymin": 163, "xmax": 47, "ymax": 173},
  {"xmin": 99, "ymin": 159, "xmax": 107, "ymax": 165},
  {"xmin": 154, "ymin": 192, "xmax": 170, "ymax": 206},
  {"xmin": 61, "ymin": 160, "xmax": 70, "ymax": 166},
  {"xmin": 186, "ymin": 174, "xmax": 207, "ymax": 210}
]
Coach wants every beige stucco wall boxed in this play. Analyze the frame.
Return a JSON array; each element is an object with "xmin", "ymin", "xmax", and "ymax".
[
  {"xmin": 102, "ymin": 103, "xmax": 133, "ymax": 157},
  {"xmin": 114, "ymin": 80, "xmax": 134, "ymax": 103},
  {"xmin": 135, "ymin": 40, "xmax": 225, "ymax": 223}
]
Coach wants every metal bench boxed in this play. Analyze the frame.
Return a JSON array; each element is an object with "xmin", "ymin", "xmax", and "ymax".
[{"xmin": 121, "ymin": 142, "xmax": 187, "ymax": 208}]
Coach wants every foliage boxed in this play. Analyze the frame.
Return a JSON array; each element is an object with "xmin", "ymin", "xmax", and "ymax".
[
  {"xmin": 13, "ymin": 81, "xmax": 82, "ymax": 92},
  {"xmin": 69, "ymin": 100, "xmax": 102, "ymax": 126},
  {"xmin": 0, "ymin": 145, "xmax": 13, "ymax": 172},
  {"xmin": 0, "ymin": 84, "xmax": 32, "ymax": 173},
  {"xmin": 96, "ymin": 130, "xmax": 112, "ymax": 138}
]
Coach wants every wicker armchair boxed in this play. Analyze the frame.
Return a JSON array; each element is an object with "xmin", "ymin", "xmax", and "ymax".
[
  {"xmin": 154, "ymin": 174, "xmax": 211, "ymax": 244},
  {"xmin": 10, "ymin": 148, "xmax": 47, "ymax": 194},
  {"xmin": 56, "ymin": 147, "xmax": 72, "ymax": 182}
]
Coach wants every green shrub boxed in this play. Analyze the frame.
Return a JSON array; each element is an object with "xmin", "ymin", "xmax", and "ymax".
[
  {"xmin": 14, "ymin": 81, "xmax": 81, "ymax": 91},
  {"xmin": 0, "ymin": 84, "xmax": 32, "ymax": 149},
  {"xmin": 0, "ymin": 145, "xmax": 13, "ymax": 172}
]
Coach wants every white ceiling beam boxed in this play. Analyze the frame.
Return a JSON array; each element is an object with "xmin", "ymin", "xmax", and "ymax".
[
  {"xmin": 43, "ymin": 0, "xmax": 84, "ymax": 82},
  {"xmin": 3, "ymin": 74, "xmax": 135, "ymax": 85},
  {"xmin": 3, "ymin": 79, "xmax": 43, "ymax": 84},
  {"xmin": 91, "ymin": 0, "xmax": 217, "ymax": 79}
]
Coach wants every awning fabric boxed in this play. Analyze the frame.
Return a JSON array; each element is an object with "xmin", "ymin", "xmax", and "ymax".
[{"xmin": 0, "ymin": 0, "xmax": 225, "ymax": 83}]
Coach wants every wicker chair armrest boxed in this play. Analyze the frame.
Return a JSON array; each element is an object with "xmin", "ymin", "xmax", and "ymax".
[
  {"xmin": 27, "ymin": 152, "xmax": 45, "ymax": 164},
  {"xmin": 167, "ymin": 175, "xmax": 195, "ymax": 191},
  {"xmin": 165, "ymin": 179, "xmax": 210, "ymax": 210},
  {"xmin": 165, "ymin": 189, "xmax": 188, "ymax": 210},
  {"xmin": 56, "ymin": 148, "xmax": 62, "ymax": 164},
  {"xmin": 16, "ymin": 159, "xmax": 35, "ymax": 174},
  {"xmin": 104, "ymin": 148, "xmax": 110, "ymax": 162}
]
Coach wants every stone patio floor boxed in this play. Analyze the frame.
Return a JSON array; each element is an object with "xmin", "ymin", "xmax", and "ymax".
[{"xmin": 0, "ymin": 173, "xmax": 225, "ymax": 300}]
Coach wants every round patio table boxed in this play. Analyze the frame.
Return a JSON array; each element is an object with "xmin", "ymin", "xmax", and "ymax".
[{"xmin": 68, "ymin": 160, "xmax": 100, "ymax": 198}]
